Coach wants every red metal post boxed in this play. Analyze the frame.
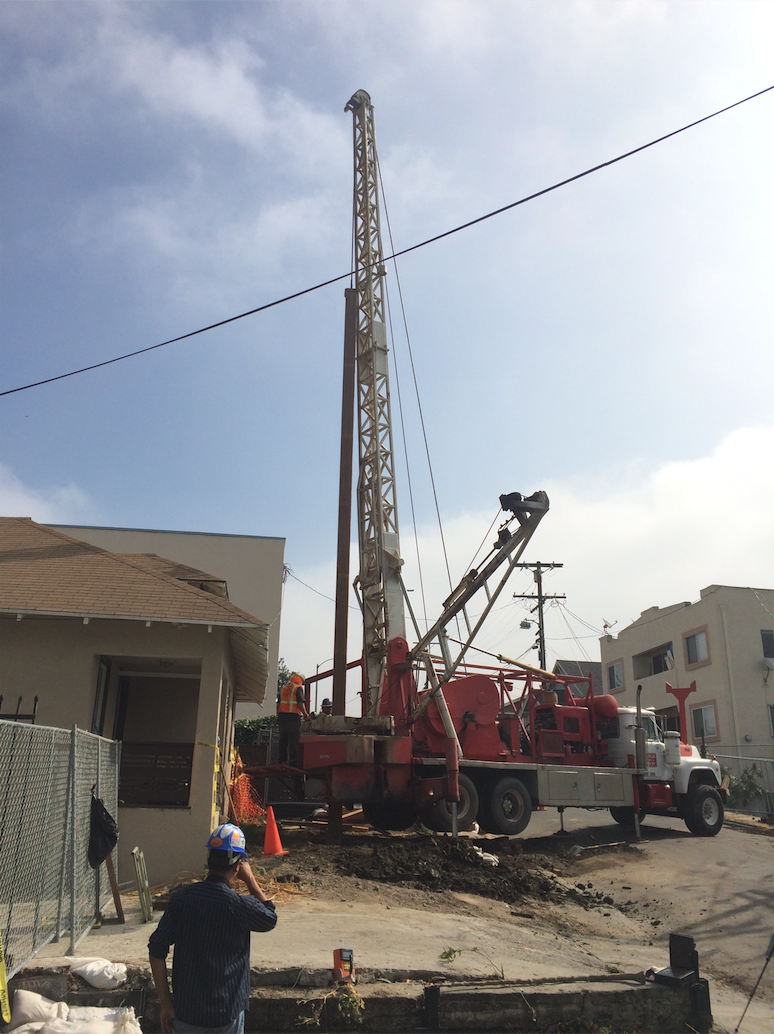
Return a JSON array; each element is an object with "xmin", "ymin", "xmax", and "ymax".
[{"xmin": 665, "ymin": 681, "xmax": 697, "ymax": 744}]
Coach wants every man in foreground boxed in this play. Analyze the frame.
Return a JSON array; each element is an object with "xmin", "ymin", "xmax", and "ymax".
[{"xmin": 149, "ymin": 823, "xmax": 277, "ymax": 1033}]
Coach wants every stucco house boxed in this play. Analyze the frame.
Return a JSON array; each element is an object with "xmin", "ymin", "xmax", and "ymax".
[
  {"xmin": 47, "ymin": 523, "xmax": 285, "ymax": 720},
  {"xmin": 0, "ymin": 517, "xmax": 274, "ymax": 884},
  {"xmin": 598, "ymin": 584, "xmax": 774, "ymax": 763}
]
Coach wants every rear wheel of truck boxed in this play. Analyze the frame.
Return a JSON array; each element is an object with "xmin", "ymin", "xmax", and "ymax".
[
  {"xmin": 610, "ymin": 807, "xmax": 645, "ymax": 828},
  {"xmin": 483, "ymin": 777, "xmax": 532, "ymax": 836},
  {"xmin": 361, "ymin": 801, "xmax": 417, "ymax": 831},
  {"xmin": 425, "ymin": 773, "xmax": 479, "ymax": 832},
  {"xmin": 684, "ymin": 785, "xmax": 724, "ymax": 836}
]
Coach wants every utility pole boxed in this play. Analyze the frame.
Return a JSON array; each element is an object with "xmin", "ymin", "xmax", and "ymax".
[{"xmin": 513, "ymin": 562, "xmax": 565, "ymax": 670}]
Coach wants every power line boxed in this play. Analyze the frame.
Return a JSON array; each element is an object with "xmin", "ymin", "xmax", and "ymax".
[
  {"xmin": 284, "ymin": 567, "xmax": 359, "ymax": 611},
  {"xmin": 2, "ymin": 83, "xmax": 771, "ymax": 401}
]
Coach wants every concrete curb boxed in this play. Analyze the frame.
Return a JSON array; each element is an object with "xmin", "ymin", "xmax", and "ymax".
[{"xmin": 9, "ymin": 966, "xmax": 711, "ymax": 1033}]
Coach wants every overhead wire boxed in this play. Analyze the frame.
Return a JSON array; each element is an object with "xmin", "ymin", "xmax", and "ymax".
[
  {"xmin": 284, "ymin": 566, "xmax": 359, "ymax": 611},
  {"xmin": 554, "ymin": 602, "xmax": 593, "ymax": 664},
  {"xmin": 383, "ymin": 283, "xmax": 429, "ymax": 629},
  {"xmin": 378, "ymin": 153, "xmax": 468, "ymax": 661},
  {"xmin": 559, "ymin": 604, "xmax": 607, "ymax": 636},
  {"xmin": 377, "ymin": 162, "xmax": 457, "ymax": 601},
  {"xmin": 2, "ymin": 83, "xmax": 771, "ymax": 400}
]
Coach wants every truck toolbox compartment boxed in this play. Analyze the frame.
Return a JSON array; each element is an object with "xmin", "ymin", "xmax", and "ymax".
[{"xmin": 303, "ymin": 735, "xmax": 374, "ymax": 768}]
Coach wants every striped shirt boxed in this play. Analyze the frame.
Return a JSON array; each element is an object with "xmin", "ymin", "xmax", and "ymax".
[{"xmin": 148, "ymin": 875, "xmax": 277, "ymax": 1027}]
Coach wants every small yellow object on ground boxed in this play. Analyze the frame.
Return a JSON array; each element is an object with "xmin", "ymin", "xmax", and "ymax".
[{"xmin": 0, "ymin": 927, "xmax": 10, "ymax": 1023}]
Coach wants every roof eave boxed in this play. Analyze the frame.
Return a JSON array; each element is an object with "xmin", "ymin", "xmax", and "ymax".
[{"xmin": 0, "ymin": 608, "xmax": 263, "ymax": 629}]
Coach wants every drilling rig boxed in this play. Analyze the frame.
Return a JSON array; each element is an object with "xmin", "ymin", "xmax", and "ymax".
[{"xmin": 297, "ymin": 91, "xmax": 726, "ymax": 839}]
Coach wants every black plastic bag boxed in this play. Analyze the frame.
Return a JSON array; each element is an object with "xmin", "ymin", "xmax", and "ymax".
[{"xmin": 88, "ymin": 791, "xmax": 119, "ymax": 869}]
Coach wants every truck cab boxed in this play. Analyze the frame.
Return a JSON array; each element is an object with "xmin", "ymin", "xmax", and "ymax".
[{"xmin": 602, "ymin": 706, "xmax": 726, "ymax": 835}]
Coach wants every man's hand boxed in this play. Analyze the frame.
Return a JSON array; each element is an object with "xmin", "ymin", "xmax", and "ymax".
[
  {"xmin": 149, "ymin": 956, "xmax": 176, "ymax": 1033},
  {"xmin": 235, "ymin": 858, "xmax": 268, "ymax": 901},
  {"xmin": 159, "ymin": 1000, "xmax": 176, "ymax": 1034}
]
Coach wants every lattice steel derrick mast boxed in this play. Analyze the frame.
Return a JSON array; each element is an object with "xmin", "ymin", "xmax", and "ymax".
[{"xmin": 345, "ymin": 90, "xmax": 406, "ymax": 716}]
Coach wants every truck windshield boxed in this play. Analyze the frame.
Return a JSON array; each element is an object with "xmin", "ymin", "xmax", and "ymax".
[{"xmin": 642, "ymin": 716, "xmax": 662, "ymax": 741}]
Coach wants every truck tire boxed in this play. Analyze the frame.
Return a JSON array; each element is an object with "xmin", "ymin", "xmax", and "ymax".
[
  {"xmin": 361, "ymin": 801, "xmax": 417, "ymax": 831},
  {"xmin": 425, "ymin": 773, "xmax": 479, "ymax": 832},
  {"xmin": 485, "ymin": 777, "xmax": 532, "ymax": 836},
  {"xmin": 610, "ymin": 807, "xmax": 645, "ymax": 828},
  {"xmin": 684, "ymin": 785, "xmax": 724, "ymax": 837}
]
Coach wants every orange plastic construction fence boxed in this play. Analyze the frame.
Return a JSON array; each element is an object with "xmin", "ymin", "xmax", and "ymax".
[{"xmin": 229, "ymin": 752, "xmax": 266, "ymax": 825}]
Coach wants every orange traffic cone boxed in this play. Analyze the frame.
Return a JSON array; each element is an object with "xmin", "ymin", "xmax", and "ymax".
[{"xmin": 263, "ymin": 806, "xmax": 289, "ymax": 856}]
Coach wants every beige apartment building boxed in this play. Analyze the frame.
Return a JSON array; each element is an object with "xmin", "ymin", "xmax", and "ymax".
[{"xmin": 599, "ymin": 584, "xmax": 774, "ymax": 762}]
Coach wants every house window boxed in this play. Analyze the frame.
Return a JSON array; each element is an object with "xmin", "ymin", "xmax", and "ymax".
[
  {"xmin": 607, "ymin": 661, "xmax": 623, "ymax": 691},
  {"xmin": 769, "ymin": 704, "xmax": 774, "ymax": 737},
  {"xmin": 684, "ymin": 627, "xmax": 709, "ymax": 668},
  {"xmin": 691, "ymin": 703, "xmax": 718, "ymax": 741},
  {"xmin": 761, "ymin": 630, "xmax": 774, "ymax": 659}
]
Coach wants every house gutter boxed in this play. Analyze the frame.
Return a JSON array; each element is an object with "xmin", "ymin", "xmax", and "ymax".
[{"xmin": 1, "ymin": 608, "xmax": 264, "ymax": 629}]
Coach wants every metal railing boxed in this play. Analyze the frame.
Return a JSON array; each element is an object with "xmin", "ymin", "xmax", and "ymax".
[{"xmin": 0, "ymin": 720, "xmax": 119, "ymax": 978}]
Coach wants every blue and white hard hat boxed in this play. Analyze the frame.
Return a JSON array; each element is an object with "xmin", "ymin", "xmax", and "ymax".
[{"xmin": 206, "ymin": 823, "xmax": 248, "ymax": 864}]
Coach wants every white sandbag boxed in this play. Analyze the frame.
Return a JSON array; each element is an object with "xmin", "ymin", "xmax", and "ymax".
[
  {"xmin": 69, "ymin": 960, "xmax": 127, "ymax": 989},
  {"xmin": 6, "ymin": 990, "xmax": 68, "ymax": 1031},
  {"xmin": 115, "ymin": 1009, "xmax": 143, "ymax": 1034},
  {"xmin": 39, "ymin": 1019, "xmax": 115, "ymax": 1034},
  {"xmin": 67, "ymin": 1008, "xmax": 120, "ymax": 1023}
]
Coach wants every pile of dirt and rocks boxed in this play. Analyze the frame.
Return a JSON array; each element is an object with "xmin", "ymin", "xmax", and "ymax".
[
  {"xmin": 240, "ymin": 826, "xmax": 641, "ymax": 918},
  {"xmin": 333, "ymin": 837, "xmax": 573, "ymax": 903}
]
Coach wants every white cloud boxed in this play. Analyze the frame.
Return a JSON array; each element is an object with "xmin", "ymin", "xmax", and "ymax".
[
  {"xmin": 0, "ymin": 463, "xmax": 97, "ymax": 525},
  {"xmin": 280, "ymin": 425, "xmax": 774, "ymax": 693}
]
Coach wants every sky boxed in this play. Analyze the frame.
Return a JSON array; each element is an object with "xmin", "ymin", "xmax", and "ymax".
[{"xmin": 1, "ymin": 0, "xmax": 772, "ymax": 694}]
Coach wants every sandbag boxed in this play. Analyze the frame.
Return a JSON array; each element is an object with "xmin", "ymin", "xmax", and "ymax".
[{"xmin": 68, "ymin": 959, "xmax": 126, "ymax": 990}]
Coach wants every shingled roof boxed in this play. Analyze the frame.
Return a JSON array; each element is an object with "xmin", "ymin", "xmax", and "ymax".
[
  {"xmin": 553, "ymin": 658, "xmax": 603, "ymax": 690},
  {"xmin": 0, "ymin": 518, "xmax": 269, "ymax": 701}
]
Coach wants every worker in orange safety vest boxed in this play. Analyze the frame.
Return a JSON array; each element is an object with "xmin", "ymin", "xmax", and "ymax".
[{"xmin": 276, "ymin": 673, "xmax": 309, "ymax": 766}]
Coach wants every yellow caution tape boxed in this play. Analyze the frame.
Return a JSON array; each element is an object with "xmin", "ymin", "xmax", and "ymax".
[{"xmin": 0, "ymin": 927, "xmax": 10, "ymax": 1023}]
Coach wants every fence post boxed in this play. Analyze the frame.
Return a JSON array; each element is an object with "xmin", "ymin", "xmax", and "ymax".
[
  {"xmin": 54, "ymin": 735, "xmax": 72, "ymax": 943},
  {"xmin": 32, "ymin": 729, "xmax": 56, "ymax": 946},
  {"xmin": 68, "ymin": 725, "xmax": 77, "ymax": 955},
  {"xmin": 95, "ymin": 738, "xmax": 102, "ymax": 922}
]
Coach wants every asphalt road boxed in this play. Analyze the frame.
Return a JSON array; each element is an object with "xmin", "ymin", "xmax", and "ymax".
[{"xmin": 521, "ymin": 807, "xmax": 774, "ymax": 1016}]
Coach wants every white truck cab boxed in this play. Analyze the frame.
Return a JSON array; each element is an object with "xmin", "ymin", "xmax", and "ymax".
[{"xmin": 602, "ymin": 706, "xmax": 726, "ymax": 836}]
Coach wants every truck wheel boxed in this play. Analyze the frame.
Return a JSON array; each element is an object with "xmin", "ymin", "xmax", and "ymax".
[
  {"xmin": 610, "ymin": 807, "xmax": 645, "ymax": 828},
  {"xmin": 486, "ymin": 777, "xmax": 532, "ymax": 835},
  {"xmin": 361, "ymin": 802, "xmax": 417, "ymax": 831},
  {"xmin": 426, "ymin": 773, "xmax": 479, "ymax": 832},
  {"xmin": 684, "ymin": 785, "xmax": 724, "ymax": 837}
]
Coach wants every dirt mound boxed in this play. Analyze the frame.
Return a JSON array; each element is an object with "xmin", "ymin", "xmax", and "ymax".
[{"xmin": 333, "ymin": 836, "xmax": 588, "ymax": 907}]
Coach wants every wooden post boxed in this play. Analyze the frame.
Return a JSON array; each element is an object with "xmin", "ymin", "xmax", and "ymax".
[{"xmin": 105, "ymin": 855, "xmax": 125, "ymax": 923}]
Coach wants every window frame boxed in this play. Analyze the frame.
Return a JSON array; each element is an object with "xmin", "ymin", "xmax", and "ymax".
[
  {"xmin": 690, "ymin": 700, "xmax": 719, "ymax": 744},
  {"xmin": 761, "ymin": 630, "xmax": 774, "ymax": 659},
  {"xmin": 683, "ymin": 625, "xmax": 711, "ymax": 670},
  {"xmin": 607, "ymin": 659, "xmax": 624, "ymax": 693}
]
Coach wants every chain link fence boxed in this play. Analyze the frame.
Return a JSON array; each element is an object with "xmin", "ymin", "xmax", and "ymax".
[
  {"xmin": 711, "ymin": 743, "xmax": 774, "ymax": 817},
  {"xmin": 0, "ymin": 720, "xmax": 119, "ymax": 979}
]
